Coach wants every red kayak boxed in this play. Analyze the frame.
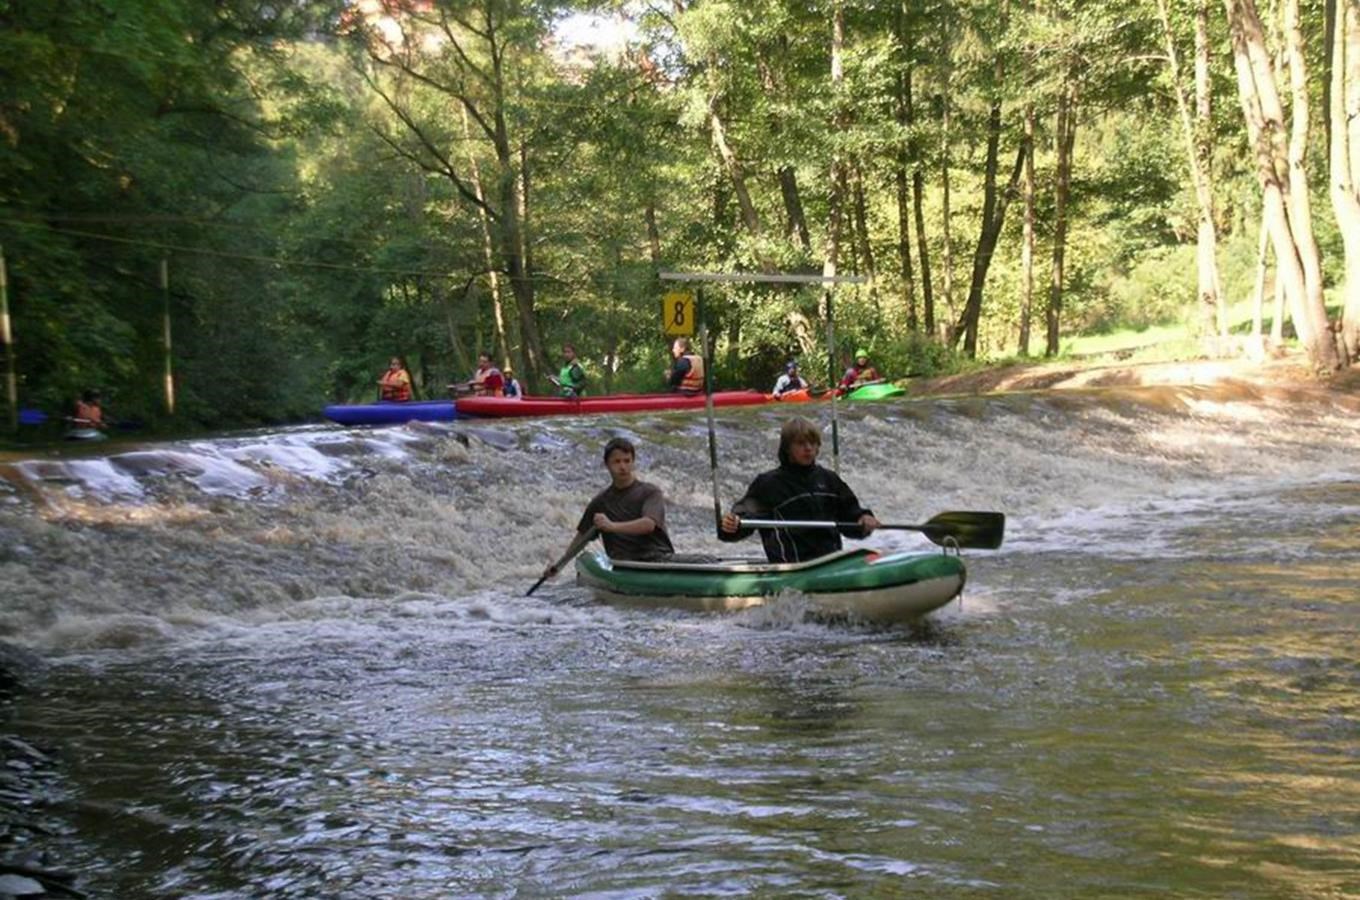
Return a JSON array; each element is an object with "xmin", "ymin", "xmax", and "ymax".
[{"xmin": 455, "ymin": 390, "xmax": 774, "ymax": 418}]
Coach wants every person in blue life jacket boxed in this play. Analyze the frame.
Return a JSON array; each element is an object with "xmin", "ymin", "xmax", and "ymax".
[
  {"xmin": 548, "ymin": 344, "xmax": 587, "ymax": 398},
  {"xmin": 503, "ymin": 367, "xmax": 524, "ymax": 399},
  {"xmin": 772, "ymin": 360, "xmax": 809, "ymax": 398},
  {"xmin": 720, "ymin": 416, "xmax": 880, "ymax": 563}
]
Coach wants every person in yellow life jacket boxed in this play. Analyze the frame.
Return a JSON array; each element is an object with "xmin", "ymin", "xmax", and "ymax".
[
  {"xmin": 378, "ymin": 356, "xmax": 413, "ymax": 402},
  {"xmin": 73, "ymin": 390, "xmax": 105, "ymax": 429},
  {"xmin": 666, "ymin": 337, "xmax": 705, "ymax": 395}
]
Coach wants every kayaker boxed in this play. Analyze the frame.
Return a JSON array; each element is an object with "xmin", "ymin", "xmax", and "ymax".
[
  {"xmin": 666, "ymin": 337, "xmax": 705, "ymax": 395},
  {"xmin": 772, "ymin": 361, "xmax": 808, "ymax": 398},
  {"xmin": 548, "ymin": 344, "xmax": 587, "ymax": 398},
  {"xmin": 839, "ymin": 348, "xmax": 881, "ymax": 390},
  {"xmin": 719, "ymin": 416, "xmax": 879, "ymax": 563},
  {"xmin": 72, "ymin": 390, "xmax": 105, "ymax": 430},
  {"xmin": 503, "ymin": 367, "xmax": 524, "ymax": 399},
  {"xmin": 449, "ymin": 352, "xmax": 505, "ymax": 397},
  {"xmin": 540, "ymin": 437, "xmax": 675, "ymax": 580},
  {"xmin": 378, "ymin": 356, "xmax": 413, "ymax": 402}
]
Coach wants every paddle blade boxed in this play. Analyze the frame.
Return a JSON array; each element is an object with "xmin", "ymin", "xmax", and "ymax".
[{"xmin": 916, "ymin": 511, "xmax": 1005, "ymax": 550}]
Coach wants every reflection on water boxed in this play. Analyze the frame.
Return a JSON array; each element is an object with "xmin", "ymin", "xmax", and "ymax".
[{"xmin": 4, "ymin": 383, "xmax": 1360, "ymax": 895}]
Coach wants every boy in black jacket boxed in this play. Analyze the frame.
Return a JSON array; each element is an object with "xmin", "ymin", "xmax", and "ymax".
[{"xmin": 720, "ymin": 417, "xmax": 880, "ymax": 562}]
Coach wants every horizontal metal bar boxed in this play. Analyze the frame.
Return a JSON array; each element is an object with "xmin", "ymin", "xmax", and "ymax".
[{"xmin": 659, "ymin": 271, "xmax": 869, "ymax": 285}]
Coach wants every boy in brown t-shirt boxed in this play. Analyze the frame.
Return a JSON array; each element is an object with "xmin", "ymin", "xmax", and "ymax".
[{"xmin": 540, "ymin": 437, "xmax": 675, "ymax": 583}]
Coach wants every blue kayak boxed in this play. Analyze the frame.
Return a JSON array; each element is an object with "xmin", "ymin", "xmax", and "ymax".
[{"xmin": 323, "ymin": 400, "xmax": 459, "ymax": 426}]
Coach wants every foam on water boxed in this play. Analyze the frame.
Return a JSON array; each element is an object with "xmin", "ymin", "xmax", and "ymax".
[{"xmin": 1, "ymin": 382, "xmax": 1356, "ymax": 653}]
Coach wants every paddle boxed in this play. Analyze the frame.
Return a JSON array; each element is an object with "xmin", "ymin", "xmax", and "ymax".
[
  {"xmin": 737, "ymin": 511, "xmax": 1006, "ymax": 550},
  {"xmin": 526, "ymin": 527, "xmax": 599, "ymax": 596}
]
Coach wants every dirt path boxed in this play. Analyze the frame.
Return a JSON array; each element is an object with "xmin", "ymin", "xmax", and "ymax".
[{"xmin": 904, "ymin": 352, "xmax": 1359, "ymax": 398}]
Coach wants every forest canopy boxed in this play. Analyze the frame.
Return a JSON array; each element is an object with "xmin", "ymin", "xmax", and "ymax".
[{"xmin": 1, "ymin": 0, "xmax": 1356, "ymax": 429}]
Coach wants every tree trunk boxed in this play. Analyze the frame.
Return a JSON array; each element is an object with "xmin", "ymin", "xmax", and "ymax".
[
  {"xmin": 1248, "ymin": 217, "xmax": 1268, "ymax": 360},
  {"xmin": 1046, "ymin": 88, "xmax": 1076, "ymax": 357},
  {"xmin": 895, "ymin": 161, "xmax": 917, "ymax": 331},
  {"xmin": 850, "ymin": 161, "xmax": 879, "ymax": 311},
  {"xmin": 708, "ymin": 101, "xmax": 762, "ymax": 239},
  {"xmin": 1330, "ymin": 0, "xmax": 1360, "ymax": 362},
  {"xmin": 1225, "ymin": 0, "xmax": 1339, "ymax": 370},
  {"xmin": 1283, "ymin": 0, "xmax": 1330, "ymax": 332},
  {"xmin": 821, "ymin": 0, "xmax": 848, "ymax": 321},
  {"xmin": 645, "ymin": 200, "xmax": 662, "ymax": 264},
  {"xmin": 893, "ymin": 4, "xmax": 919, "ymax": 332},
  {"xmin": 779, "ymin": 166, "xmax": 813, "ymax": 253},
  {"xmin": 461, "ymin": 105, "xmax": 511, "ymax": 370},
  {"xmin": 959, "ymin": 83, "xmax": 1025, "ymax": 357},
  {"xmin": 937, "ymin": 45, "xmax": 953, "ymax": 338},
  {"xmin": 1019, "ymin": 104, "xmax": 1035, "ymax": 356},
  {"xmin": 1157, "ymin": 0, "xmax": 1225, "ymax": 348}
]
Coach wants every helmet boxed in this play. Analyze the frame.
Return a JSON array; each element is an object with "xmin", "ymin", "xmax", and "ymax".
[
  {"xmin": 855, "ymin": 348, "xmax": 869, "ymax": 360},
  {"xmin": 785, "ymin": 360, "xmax": 798, "ymax": 372}
]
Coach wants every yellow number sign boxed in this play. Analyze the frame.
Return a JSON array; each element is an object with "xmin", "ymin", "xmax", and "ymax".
[{"xmin": 662, "ymin": 291, "xmax": 696, "ymax": 336}]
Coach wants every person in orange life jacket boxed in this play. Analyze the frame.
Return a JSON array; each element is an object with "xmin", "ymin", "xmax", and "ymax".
[
  {"xmin": 719, "ymin": 416, "xmax": 880, "ymax": 563},
  {"xmin": 502, "ymin": 367, "xmax": 523, "ymax": 399},
  {"xmin": 73, "ymin": 390, "xmax": 105, "ymax": 429},
  {"xmin": 540, "ymin": 437, "xmax": 676, "ymax": 580},
  {"xmin": 839, "ymin": 348, "xmax": 881, "ymax": 390},
  {"xmin": 666, "ymin": 337, "xmax": 705, "ymax": 394},
  {"xmin": 450, "ymin": 352, "xmax": 505, "ymax": 397},
  {"xmin": 378, "ymin": 356, "xmax": 413, "ymax": 402},
  {"xmin": 772, "ymin": 360, "xmax": 809, "ymax": 398}
]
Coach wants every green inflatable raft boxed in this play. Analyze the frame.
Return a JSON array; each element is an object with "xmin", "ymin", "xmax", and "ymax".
[{"xmin": 575, "ymin": 548, "xmax": 965, "ymax": 624}]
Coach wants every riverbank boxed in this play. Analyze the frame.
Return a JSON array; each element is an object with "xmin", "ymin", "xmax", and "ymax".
[{"xmin": 905, "ymin": 350, "xmax": 1360, "ymax": 398}]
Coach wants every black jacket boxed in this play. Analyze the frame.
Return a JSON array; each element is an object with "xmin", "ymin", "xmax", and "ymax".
[{"xmin": 720, "ymin": 462, "xmax": 872, "ymax": 562}]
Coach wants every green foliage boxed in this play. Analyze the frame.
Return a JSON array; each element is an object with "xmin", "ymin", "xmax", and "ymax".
[{"xmin": 1, "ymin": 0, "xmax": 1349, "ymax": 434}]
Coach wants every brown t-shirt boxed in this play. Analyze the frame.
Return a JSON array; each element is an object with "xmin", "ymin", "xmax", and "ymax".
[{"xmin": 577, "ymin": 480, "xmax": 675, "ymax": 561}]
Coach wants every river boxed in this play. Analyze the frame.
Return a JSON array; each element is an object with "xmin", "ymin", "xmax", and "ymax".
[{"xmin": 1, "ymin": 381, "xmax": 1357, "ymax": 897}]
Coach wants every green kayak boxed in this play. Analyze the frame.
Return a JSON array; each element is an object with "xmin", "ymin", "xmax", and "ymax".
[
  {"xmin": 575, "ymin": 548, "xmax": 965, "ymax": 624},
  {"xmin": 845, "ymin": 383, "xmax": 906, "ymax": 401}
]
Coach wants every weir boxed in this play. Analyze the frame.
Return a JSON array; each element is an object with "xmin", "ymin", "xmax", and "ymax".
[{"xmin": 1, "ymin": 382, "xmax": 1356, "ymax": 652}]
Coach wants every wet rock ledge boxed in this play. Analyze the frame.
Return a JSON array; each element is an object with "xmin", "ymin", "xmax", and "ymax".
[{"xmin": 0, "ymin": 644, "xmax": 84, "ymax": 899}]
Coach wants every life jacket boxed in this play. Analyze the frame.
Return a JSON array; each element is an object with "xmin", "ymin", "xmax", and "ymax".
[
  {"xmin": 840, "ymin": 364, "xmax": 880, "ymax": 388},
  {"xmin": 473, "ymin": 366, "xmax": 504, "ymax": 397},
  {"xmin": 379, "ymin": 369, "xmax": 412, "ymax": 402},
  {"xmin": 504, "ymin": 378, "xmax": 522, "ymax": 398},
  {"xmin": 74, "ymin": 400, "xmax": 103, "ymax": 427},
  {"xmin": 559, "ymin": 361, "xmax": 585, "ymax": 396},
  {"xmin": 679, "ymin": 353, "xmax": 705, "ymax": 393}
]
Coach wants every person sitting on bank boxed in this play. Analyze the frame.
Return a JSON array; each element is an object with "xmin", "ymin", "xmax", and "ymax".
[
  {"xmin": 666, "ymin": 337, "xmax": 705, "ymax": 395},
  {"xmin": 449, "ymin": 352, "xmax": 505, "ymax": 397},
  {"xmin": 540, "ymin": 437, "xmax": 676, "ymax": 581},
  {"xmin": 73, "ymin": 390, "xmax": 105, "ymax": 430},
  {"xmin": 378, "ymin": 356, "xmax": 414, "ymax": 402},
  {"xmin": 719, "ymin": 416, "xmax": 880, "ymax": 563},
  {"xmin": 772, "ymin": 360, "xmax": 809, "ymax": 398},
  {"xmin": 548, "ymin": 343, "xmax": 587, "ymax": 398},
  {"xmin": 503, "ymin": 367, "xmax": 524, "ymax": 399}
]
